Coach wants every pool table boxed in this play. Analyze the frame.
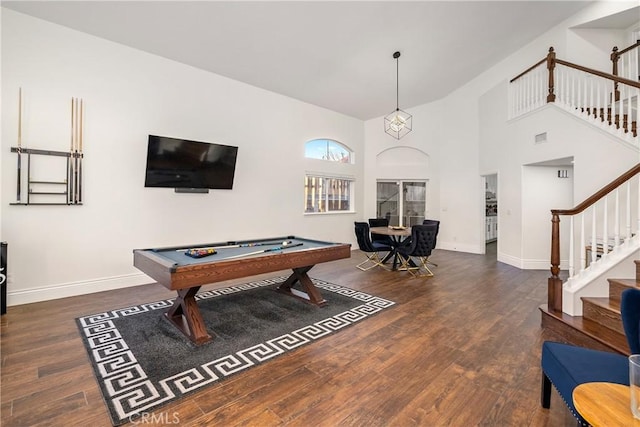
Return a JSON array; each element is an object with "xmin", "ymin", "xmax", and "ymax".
[{"xmin": 133, "ymin": 236, "xmax": 351, "ymax": 345}]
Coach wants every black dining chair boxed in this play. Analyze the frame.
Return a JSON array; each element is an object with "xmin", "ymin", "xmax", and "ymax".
[
  {"xmin": 422, "ymin": 219, "xmax": 440, "ymax": 267},
  {"xmin": 354, "ymin": 222, "xmax": 392, "ymax": 271},
  {"xmin": 396, "ymin": 223, "xmax": 438, "ymax": 277},
  {"xmin": 368, "ymin": 218, "xmax": 394, "ymax": 246}
]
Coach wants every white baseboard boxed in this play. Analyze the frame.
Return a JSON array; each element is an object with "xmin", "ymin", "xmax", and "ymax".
[
  {"xmin": 7, "ymin": 272, "xmax": 152, "ymax": 306},
  {"xmin": 522, "ymin": 258, "xmax": 550, "ymax": 270},
  {"xmin": 497, "ymin": 252, "xmax": 523, "ymax": 268},
  {"xmin": 437, "ymin": 241, "xmax": 484, "ymax": 254},
  {"xmin": 498, "ymin": 253, "xmax": 568, "ymax": 270}
]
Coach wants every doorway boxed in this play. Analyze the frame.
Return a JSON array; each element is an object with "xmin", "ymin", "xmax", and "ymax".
[{"xmin": 483, "ymin": 174, "xmax": 498, "ymax": 257}]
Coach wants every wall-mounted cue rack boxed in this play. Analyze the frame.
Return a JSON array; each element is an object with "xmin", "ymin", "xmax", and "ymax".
[{"xmin": 10, "ymin": 89, "xmax": 85, "ymax": 206}]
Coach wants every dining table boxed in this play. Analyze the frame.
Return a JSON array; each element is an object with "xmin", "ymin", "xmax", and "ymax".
[{"xmin": 370, "ymin": 226, "xmax": 412, "ymax": 270}]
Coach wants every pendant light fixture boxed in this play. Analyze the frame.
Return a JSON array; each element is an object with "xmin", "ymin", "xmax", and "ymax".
[{"xmin": 384, "ymin": 51, "xmax": 412, "ymax": 139}]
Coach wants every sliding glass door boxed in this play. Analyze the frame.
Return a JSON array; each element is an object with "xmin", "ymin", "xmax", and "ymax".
[{"xmin": 376, "ymin": 180, "xmax": 426, "ymax": 226}]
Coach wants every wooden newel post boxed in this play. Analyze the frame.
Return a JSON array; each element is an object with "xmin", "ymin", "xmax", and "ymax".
[
  {"xmin": 548, "ymin": 212, "xmax": 562, "ymax": 312},
  {"xmin": 610, "ymin": 46, "xmax": 620, "ymax": 102},
  {"xmin": 546, "ymin": 47, "xmax": 556, "ymax": 103}
]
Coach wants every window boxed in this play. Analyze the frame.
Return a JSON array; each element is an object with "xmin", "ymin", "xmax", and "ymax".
[
  {"xmin": 304, "ymin": 139, "xmax": 354, "ymax": 213},
  {"xmin": 304, "ymin": 139, "xmax": 352, "ymax": 163},
  {"xmin": 376, "ymin": 180, "xmax": 427, "ymax": 226},
  {"xmin": 305, "ymin": 175, "xmax": 352, "ymax": 213}
]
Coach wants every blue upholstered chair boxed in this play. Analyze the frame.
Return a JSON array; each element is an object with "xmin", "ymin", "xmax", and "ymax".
[
  {"xmin": 541, "ymin": 288, "xmax": 640, "ymax": 425},
  {"xmin": 354, "ymin": 222, "xmax": 392, "ymax": 271}
]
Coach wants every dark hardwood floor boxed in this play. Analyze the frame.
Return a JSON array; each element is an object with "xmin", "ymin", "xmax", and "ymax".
[{"xmin": 1, "ymin": 243, "xmax": 577, "ymax": 426}]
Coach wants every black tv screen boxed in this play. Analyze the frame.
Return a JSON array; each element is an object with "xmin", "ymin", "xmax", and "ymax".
[{"xmin": 144, "ymin": 135, "xmax": 238, "ymax": 190}]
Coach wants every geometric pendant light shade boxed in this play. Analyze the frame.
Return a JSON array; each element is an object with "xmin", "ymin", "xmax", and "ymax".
[{"xmin": 384, "ymin": 51, "xmax": 412, "ymax": 139}]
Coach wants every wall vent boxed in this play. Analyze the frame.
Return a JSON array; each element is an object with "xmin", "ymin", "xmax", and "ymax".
[
  {"xmin": 558, "ymin": 169, "xmax": 569, "ymax": 178},
  {"xmin": 535, "ymin": 132, "xmax": 547, "ymax": 144}
]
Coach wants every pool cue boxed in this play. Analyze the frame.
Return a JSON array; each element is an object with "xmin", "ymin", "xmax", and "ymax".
[
  {"xmin": 77, "ymin": 98, "xmax": 83, "ymax": 203},
  {"xmin": 177, "ymin": 240, "xmax": 293, "ymax": 252},
  {"xmin": 16, "ymin": 88, "xmax": 22, "ymax": 202},
  {"xmin": 68, "ymin": 98, "xmax": 75, "ymax": 204},
  {"xmin": 224, "ymin": 243, "xmax": 303, "ymax": 260},
  {"xmin": 73, "ymin": 98, "xmax": 80, "ymax": 204}
]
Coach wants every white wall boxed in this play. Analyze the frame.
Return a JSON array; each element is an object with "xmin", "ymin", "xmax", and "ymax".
[
  {"xmin": 521, "ymin": 165, "xmax": 574, "ymax": 268},
  {"xmin": 1, "ymin": 9, "xmax": 364, "ymax": 304}
]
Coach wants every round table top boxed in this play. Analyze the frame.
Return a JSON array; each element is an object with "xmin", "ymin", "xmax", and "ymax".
[
  {"xmin": 369, "ymin": 226, "xmax": 411, "ymax": 237},
  {"xmin": 573, "ymin": 382, "xmax": 638, "ymax": 426}
]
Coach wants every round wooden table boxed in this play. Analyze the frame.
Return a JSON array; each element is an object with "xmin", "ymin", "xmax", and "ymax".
[{"xmin": 573, "ymin": 382, "xmax": 639, "ymax": 426}]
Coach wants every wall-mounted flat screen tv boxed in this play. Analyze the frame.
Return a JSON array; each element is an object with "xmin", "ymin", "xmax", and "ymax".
[{"xmin": 144, "ymin": 135, "xmax": 238, "ymax": 190}]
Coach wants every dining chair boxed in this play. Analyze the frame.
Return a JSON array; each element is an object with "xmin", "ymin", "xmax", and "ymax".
[
  {"xmin": 354, "ymin": 222, "xmax": 392, "ymax": 271},
  {"xmin": 396, "ymin": 223, "xmax": 438, "ymax": 277},
  {"xmin": 422, "ymin": 219, "xmax": 440, "ymax": 267},
  {"xmin": 368, "ymin": 218, "xmax": 394, "ymax": 246},
  {"xmin": 540, "ymin": 287, "xmax": 640, "ymax": 425}
]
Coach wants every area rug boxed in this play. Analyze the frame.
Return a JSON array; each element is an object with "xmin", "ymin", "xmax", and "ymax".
[{"xmin": 76, "ymin": 277, "xmax": 395, "ymax": 426}]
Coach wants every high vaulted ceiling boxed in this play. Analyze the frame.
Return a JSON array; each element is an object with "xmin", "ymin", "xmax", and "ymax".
[{"xmin": 5, "ymin": 1, "xmax": 632, "ymax": 120}]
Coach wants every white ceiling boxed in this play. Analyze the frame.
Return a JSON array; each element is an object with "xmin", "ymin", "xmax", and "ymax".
[{"xmin": 4, "ymin": 0, "xmax": 632, "ymax": 120}]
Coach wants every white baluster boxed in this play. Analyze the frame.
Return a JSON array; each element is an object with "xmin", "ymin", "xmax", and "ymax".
[
  {"xmin": 571, "ymin": 69, "xmax": 576, "ymax": 110},
  {"xmin": 510, "ymin": 81, "xmax": 515, "ymax": 118},
  {"xmin": 596, "ymin": 78, "xmax": 602, "ymax": 123},
  {"xmin": 569, "ymin": 215, "xmax": 575, "ymax": 278},
  {"xmin": 611, "ymin": 80, "xmax": 616, "ymax": 133},
  {"xmin": 540, "ymin": 65, "xmax": 545, "ymax": 107},
  {"xmin": 514, "ymin": 80, "xmax": 520, "ymax": 116},
  {"xmin": 528, "ymin": 73, "xmax": 533, "ymax": 112},
  {"xmin": 603, "ymin": 196, "xmax": 609, "ymax": 257},
  {"xmin": 591, "ymin": 206, "xmax": 597, "ymax": 266},
  {"xmin": 614, "ymin": 188, "xmax": 621, "ymax": 248},
  {"xmin": 626, "ymin": 85, "xmax": 633, "ymax": 138},
  {"xmin": 628, "ymin": 47, "xmax": 640, "ymax": 80},
  {"xmin": 627, "ymin": 181, "xmax": 632, "ymax": 242},
  {"xmin": 589, "ymin": 75, "xmax": 594, "ymax": 121},
  {"xmin": 636, "ymin": 86, "xmax": 640, "ymax": 138},
  {"xmin": 561, "ymin": 66, "xmax": 567, "ymax": 106},
  {"xmin": 580, "ymin": 213, "xmax": 586, "ymax": 272},
  {"xmin": 577, "ymin": 71, "xmax": 582, "ymax": 113}
]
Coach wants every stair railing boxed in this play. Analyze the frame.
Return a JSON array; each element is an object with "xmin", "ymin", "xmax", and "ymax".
[
  {"xmin": 509, "ymin": 47, "xmax": 639, "ymax": 143},
  {"xmin": 548, "ymin": 163, "xmax": 640, "ymax": 312},
  {"xmin": 611, "ymin": 41, "xmax": 640, "ymax": 84}
]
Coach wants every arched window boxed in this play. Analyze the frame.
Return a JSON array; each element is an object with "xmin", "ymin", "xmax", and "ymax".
[{"xmin": 304, "ymin": 139, "xmax": 352, "ymax": 163}]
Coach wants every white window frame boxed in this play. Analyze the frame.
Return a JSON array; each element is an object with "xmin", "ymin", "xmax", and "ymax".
[{"xmin": 304, "ymin": 174, "xmax": 354, "ymax": 214}]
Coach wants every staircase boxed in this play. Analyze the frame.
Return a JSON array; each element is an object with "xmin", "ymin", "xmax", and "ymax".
[
  {"xmin": 540, "ymin": 260, "xmax": 640, "ymax": 355},
  {"xmin": 509, "ymin": 42, "xmax": 640, "ymax": 353}
]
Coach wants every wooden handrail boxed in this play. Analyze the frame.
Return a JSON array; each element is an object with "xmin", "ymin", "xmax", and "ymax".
[
  {"xmin": 548, "ymin": 162, "xmax": 640, "ymax": 312},
  {"xmin": 510, "ymin": 57, "xmax": 547, "ymax": 83},
  {"xmin": 510, "ymin": 46, "xmax": 640, "ymax": 96},
  {"xmin": 553, "ymin": 163, "xmax": 640, "ymax": 216},
  {"xmin": 613, "ymin": 41, "xmax": 640, "ymax": 59},
  {"xmin": 556, "ymin": 58, "xmax": 640, "ymax": 89}
]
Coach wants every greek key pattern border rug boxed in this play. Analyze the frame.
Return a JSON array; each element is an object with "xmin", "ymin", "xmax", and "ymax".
[{"xmin": 76, "ymin": 277, "xmax": 395, "ymax": 425}]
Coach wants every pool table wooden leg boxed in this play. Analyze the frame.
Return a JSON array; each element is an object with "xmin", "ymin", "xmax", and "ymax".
[
  {"xmin": 165, "ymin": 286, "xmax": 212, "ymax": 346},
  {"xmin": 276, "ymin": 266, "xmax": 327, "ymax": 306}
]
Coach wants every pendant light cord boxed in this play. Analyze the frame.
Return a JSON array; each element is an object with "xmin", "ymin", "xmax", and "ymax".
[{"xmin": 396, "ymin": 56, "xmax": 399, "ymax": 110}]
